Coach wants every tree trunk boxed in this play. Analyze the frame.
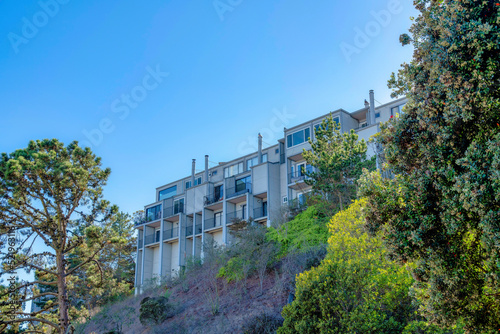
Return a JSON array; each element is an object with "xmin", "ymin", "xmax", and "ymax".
[{"xmin": 56, "ymin": 252, "xmax": 70, "ymax": 334}]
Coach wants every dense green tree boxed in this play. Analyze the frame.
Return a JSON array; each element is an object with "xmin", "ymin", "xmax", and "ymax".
[
  {"xmin": 359, "ymin": 1, "xmax": 500, "ymax": 331},
  {"xmin": 303, "ymin": 114, "xmax": 375, "ymax": 213},
  {"xmin": 279, "ymin": 199, "xmax": 416, "ymax": 334},
  {"xmin": 0, "ymin": 139, "xmax": 119, "ymax": 334}
]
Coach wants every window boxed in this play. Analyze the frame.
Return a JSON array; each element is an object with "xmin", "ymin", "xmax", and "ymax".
[
  {"xmin": 224, "ymin": 162, "xmax": 244, "ymax": 178},
  {"xmin": 391, "ymin": 104, "xmax": 405, "ymax": 116},
  {"xmin": 314, "ymin": 117, "xmax": 339, "ymax": 133},
  {"xmin": 275, "ymin": 148, "xmax": 279, "ymax": 154},
  {"xmin": 185, "ymin": 177, "xmax": 202, "ymax": 189},
  {"xmin": 283, "ymin": 196, "xmax": 288, "ymax": 203},
  {"xmin": 214, "ymin": 212, "xmax": 222, "ymax": 226},
  {"xmin": 241, "ymin": 204, "xmax": 246, "ymax": 219},
  {"xmin": 263, "ymin": 201, "xmax": 268, "ymax": 216},
  {"xmin": 214, "ymin": 184, "xmax": 223, "ymax": 201},
  {"xmin": 246, "ymin": 154, "xmax": 268, "ymax": 170},
  {"xmin": 375, "ymin": 112, "xmax": 380, "ymax": 118},
  {"xmin": 155, "ymin": 229, "xmax": 160, "ymax": 243},
  {"xmin": 146, "ymin": 204, "xmax": 161, "ymax": 222},
  {"xmin": 298, "ymin": 193, "xmax": 306, "ymax": 205},
  {"xmin": 279, "ymin": 142, "xmax": 285, "ymax": 164},
  {"xmin": 158, "ymin": 186, "xmax": 176, "ymax": 201},
  {"xmin": 174, "ymin": 198, "xmax": 184, "ymax": 214},
  {"xmin": 235, "ymin": 175, "xmax": 251, "ymax": 192},
  {"xmin": 212, "ymin": 170, "xmax": 217, "ymax": 176},
  {"xmin": 286, "ymin": 128, "xmax": 311, "ymax": 148}
]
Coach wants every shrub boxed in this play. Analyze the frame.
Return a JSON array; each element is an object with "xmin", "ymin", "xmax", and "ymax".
[
  {"xmin": 267, "ymin": 206, "xmax": 329, "ymax": 257},
  {"xmin": 139, "ymin": 296, "xmax": 173, "ymax": 326},
  {"xmin": 279, "ymin": 199, "xmax": 415, "ymax": 333},
  {"xmin": 242, "ymin": 313, "xmax": 284, "ymax": 334}
]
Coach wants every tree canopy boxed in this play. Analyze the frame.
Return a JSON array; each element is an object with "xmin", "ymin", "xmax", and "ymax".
[
  {"xmin": 0, "ymin": 139, "xmax": 119, "ymax": 334},
  {"xmin": 359, "ymin": 0, "xmax": 500, "ymax": 331}
]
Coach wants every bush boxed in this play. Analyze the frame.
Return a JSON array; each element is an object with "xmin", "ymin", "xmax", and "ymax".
[
  {"xmin": 279, "ymin": 199, "xmax": 415, "ymax": 333},
  {"xmin": 139, "ymin": 296, "xmax": 173, "ymax": 326},
  {"xmin": 242, "ymin": 313, "xmax": 284, "ymax": 334},
  {"xmin": 267, "ymin": 206, "xmax": 329, "ymax": 257}
]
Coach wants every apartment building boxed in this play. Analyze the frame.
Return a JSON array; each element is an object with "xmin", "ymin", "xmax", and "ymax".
[{"xmin": 134, "ymin": 91, "xmax": 407, "ymax": 292}]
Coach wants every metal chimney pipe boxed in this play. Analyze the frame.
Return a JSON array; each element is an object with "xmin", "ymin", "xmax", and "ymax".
[
  {"xmin": 258, "ymin": 133, "xmax": 263, "ymax": 164},
  {"xmin": 369, "ymin": 90, "xmax": 376, "ymax": 125},
  {"xmin": 191, "ymin": 159, "xmax": 196, "ymax": 186},
  {"xmin": 205, "ymin": 155, "xmax": 209, "ymax": 182}
]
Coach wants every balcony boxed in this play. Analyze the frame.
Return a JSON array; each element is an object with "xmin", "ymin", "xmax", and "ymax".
[
  {"xmin": 226, "ymin": 209, "xmax": 245, "ymax": 224},
  {"xmin": 163, "ymin": 227, "xmax": 179, "ymax": 241},
  {"xmin": 185, "ymin": 224, "xmax": 203, "ymax": 237},
  {"xmin": 145, "ymin": 233, "xmax": 160, "ymax": 246},
  {"xmin": 226, "ymin": 182, "xmax": 251, "ymax": 199},
  {"xmin": 253, "ymin": 206, "xmax": 267, "ymax": 220},
  {"xmin": 163, "ymin": 204, "xmax": 184, "ymax": 219},
  {"xmin": 288, "ymin": 166, "xmax": 314, "ymax": 184},
  {"xmin": 205, "ymin": 217, "xmax": 223, "ymax": 230},
  {"xmin": 204, "ymin": 194, "xmax": 224, "ymax": 206}
]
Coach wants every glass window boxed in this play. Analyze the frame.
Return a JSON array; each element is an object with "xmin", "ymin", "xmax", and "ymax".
[
  {"xmin": 146, "ymin": 204, "xmax": 161, "ymax": 222},
  {"xmin": 287, "ymin": 128, "xmax": 311, "ymax": 148},
  {"xmin": 263, "ymin": 153, "xmax": 268, "ymax": 163},
  {"xmin": 214, "ymin": 212, "xmax": 222, "ymax": 226},
  {"xmin": 314, "ymin": 117, "xmax": 340, "ymax": 133},
  {"xmin": 224, "ymin": 162, "xmax": 244, "ymax": 178},
  {"xmin": 214, "ymin": 185, "xmax": 223, "ymax": 201},
  {"xmin": 174, "ymin": 198, "xmax": 184, "ymax": 214},
  {"xmin": 235, "ymin": 175, "xmax": 251, "ymax": 192},
  {"xmin": 185, "ymin": 181, "xmax": 191, "ymax": 189},
  {"xmin": 375, "ymin": 112, "xmax": 380, "ymax": 118},
  {"xmin": 159, "ymin": 186, "xmax": 176, "ymax": 201},
  {"xmin": 195, "ymin": 177, "xmax": 202, "ymax": 186}
]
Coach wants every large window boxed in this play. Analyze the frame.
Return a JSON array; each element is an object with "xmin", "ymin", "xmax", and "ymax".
[
  {"xmin": 174, "ymin": 198, "xmax": 184, "ymax": 214},
  {"xmin": 158, "ymin": 186, "xmax": 176, "ymax": 201},
  {"xmin": 287, "ymin": 128, "xmax": 311, "ymax": 148},
  {"xmin": 146, "ymin": 204, "xmax": 161, "ymax": 222},
  {"xmin": 246, "ymin": 154, "xmax": 268, "ymax": 171},
  {"xmin": 214, "ymin": 184, "xmax": 223, "ymax": 201},
  {"xmin": 224, "ymin": 162, "xmax": 244, "ymax": 178},
  {"xmin": 235, "ymin": 175, "xmax": 251, "ymax": 193},
  {"xmin": 391, "ymin": 104, "xmax": 406, "ymax": 116}
]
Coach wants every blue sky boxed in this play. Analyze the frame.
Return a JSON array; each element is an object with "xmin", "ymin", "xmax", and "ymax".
[{"xmin": 0, "ymin": 0, "xmax": 417, "ymax": 216}]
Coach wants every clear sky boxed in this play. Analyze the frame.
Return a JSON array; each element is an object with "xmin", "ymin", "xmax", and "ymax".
[{"xmin": 0, "ymin": 0, "xmax": 417, "ymax": 216}]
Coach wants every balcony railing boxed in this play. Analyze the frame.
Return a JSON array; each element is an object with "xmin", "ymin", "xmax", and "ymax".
[
  {"xmin": 163, "ymin": 204, "xmax": 184, "ymax": 218},
  {"xmin": 288, "ymin": 166, "xmax": 314, "ymax": 184},
  {"xmin": 226, "ymin": 209, "xmax": 245, "ymax": 224},
  {"xmin": 195, "ymin": 224, "xmax": 202, "ymax": 235},
  {"xmin": 186, "ymin": 224, "xmax": 202, "ymax": 236},
  {"xmin": 204, "ymin": 194, "xmax": 223, "ymax": 206},
  {"xmin": 162, "ymin": 227, "xmax": 179, "ymax": 241},
  {"xmin": 205, "ymin": 217, "xmax": 223, "ymax": 229},
  {"xmin": 145, "ymin": 233, "xmax": 160, "ymax": 246},
  {"xmin": 226, "ymin": 182, "xmax": 251, "ymax": 199},
  {"xmin": 253, "ymin": 206, "xmax": 267, "ymax": 219}
]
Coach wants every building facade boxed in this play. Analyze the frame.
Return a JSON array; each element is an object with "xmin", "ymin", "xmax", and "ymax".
[{"xmin": 134, "ymin": 91, "xmax": 407, "ymax": 292}]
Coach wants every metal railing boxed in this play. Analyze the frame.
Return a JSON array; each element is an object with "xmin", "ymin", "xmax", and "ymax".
[
  {"xmin": 226, "ymin": 209, "xmax": 245, "ymax": 224},
  {"xmin": 186, "ymin": 226, "xmax": 193, "ymax": 237},
  {"xmin": 253, "ymin": 206, "xmax": 267, "ymax": 219},
  {"xmin": 144, "ymin": 233, "xmax": 160, "ymax": 246},
  {"xmin": 205, "ymin": 217, "xmax": 223, "ymax": 229},
  {"xmin": 162, "ymin": 227, "xmax": 179, "ymax": 241},
  {"xmin": 288, "ymin": 166, "xmax": 314, "ymax": 184},
  {"xmin": 204, "ymin": 194, "xmax": 223, "ymax": 206},
  {"xmin": 226, "ymin": 182, "xmax": 251, "ymax": 199},
  {"xmin": 163, "ymin": 204, "xmax": 184, "ymax": 218},
  {"xmin": 195, "ymin": 224, "xmax": 202, "ymax": 235}
]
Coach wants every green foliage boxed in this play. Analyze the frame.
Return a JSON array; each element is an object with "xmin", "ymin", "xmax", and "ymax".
[
  {"xmin": 267, "ymin": 206, "xmax": 329, "ymax": 257},
  {"xmin": 0, "ymin": 139, "xmax": 119, "ymax": 333},
  {"xmin": 139, "ymin": 296, "xmax": 173, "ymax": 326},
  {"xmin": 217, "ymin": 257, "xmax": 248, "ymax": 283},
  {"xmin": 279, "ymin": 199, "xmax": 415, "ymax": 334},
  {"xmin": 359, "ymin": 0, "xmax": 500, "ymax": 331},
  {"xmin": 241, "ymin": 313, "xmax": 284, "ymax": 334},
  {"xmin": 303, "ymin": 114, "xmax": 375, "ymax": 213}
]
